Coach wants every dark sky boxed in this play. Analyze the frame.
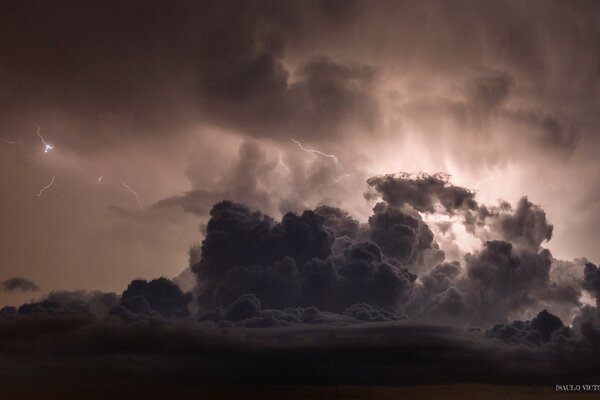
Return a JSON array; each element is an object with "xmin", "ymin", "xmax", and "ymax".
[{"xmin": 1, "ymin": 0, "xmax": 600, "ymax": 389}]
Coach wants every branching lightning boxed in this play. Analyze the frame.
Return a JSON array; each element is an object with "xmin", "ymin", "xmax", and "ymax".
[
  {"xmin": 37, "ymin": 126, "xmax": 53, "ymax": 153},
  {"xmin": 36, "ymin": 175, "xmax": 56, "ymax": 198},
  {"xmin": 121, "ymin": 180, "xmax": 143, "ymax": 207},
  {"xmin": 291, "ymin": 139, "xmax": 338, "ymax": 163}
]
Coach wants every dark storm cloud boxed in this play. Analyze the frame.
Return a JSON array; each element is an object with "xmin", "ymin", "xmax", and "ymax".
[
  {"xmin": 196, "ymin": 200, "xmax": 332, "ymax": 283},
  {"xmin": 463, "ymin": 196, "xmax": 554, "ymax": 252},
  {"xmin": 420, "ymin": 261, "xmax": 462, "ymax": 295},
  {"xmin": 404, "ymin": 261, "xmax": 466, "ymax": 323},
  {"xmin": 463, "ymin": 240, "xmax": 552, "ymax": 324},
  {"xmin": 572, "ymin": 305, "xmax": 600, "ymax": 347},
  {"xmin": 367, "ymin": 202, "xmax": 444, "ymax": 267},
  {"xmin": 314, "ymin": 205, "xmax": 360, "ymax": 239},
  {"xmin": 1, "ymin": 277, "xmax": 39, "ymax": 292},
  {"xmin": 366, "ymin": 173, "xmax": 478, "ymax": 214},
  {"xmin": 570, "ymin": 264, "xmax": 600, "ymax": 346},
  {"xmin": 163, "ymin": 182, "xmax": 581, "ymax": 329},
  {"xmin": 490, "ymin": 196, "xmax": 554, "ymax": 250},
  {"xmin": 0, "ymin": 290, "xmax": 118, "ymax": 319},
  {"xmin": 194, "ymin": 201, "xmax": 417, "ymax": 314},
  {"xmin": 486, "ymin": 309, "xmax": 572, "ymax": 346},
  {"xmin": 112, "ymin": 278, "xmax": 193, "ymax": 319},
  {"xmin": 582, "ymin": 262, "xmax": 600, "ymax": 305}
]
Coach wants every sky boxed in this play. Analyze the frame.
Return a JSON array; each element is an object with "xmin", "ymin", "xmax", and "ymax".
[{"xmin": 1, "ymin": 0, "xmax": 600, "ymax": 392}]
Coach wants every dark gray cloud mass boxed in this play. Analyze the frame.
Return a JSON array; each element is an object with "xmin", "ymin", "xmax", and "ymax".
[
  {"xmin": 463, "ymin": 240, "xmax": 553, "ymax": 325},
  {"xmin": 486, "ymin": 309, "xmax": 572, "ymax": 346},
  {"xmin": 1, "ymin": 277, "xmax": 39, "ymax": 293},
  {"xmin": 366, "ymin": 173, "xmax": 479, "ymax": 214}
]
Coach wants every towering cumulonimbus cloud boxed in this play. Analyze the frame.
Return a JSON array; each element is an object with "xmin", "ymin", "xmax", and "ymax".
[
  {"xmin": 2, "ymin": 168, "xmax": 600, "ymax": 387},
  {"xmin": 178, "ymin": 173, "xmax": 586, "ymax": 331},
  {"xmin": 169, "ymin": 189, "xmax": 590, "ymax": 338},
  {"xmin": 1, "ymin": 172, "xmax": 584, "ymax": 333}
]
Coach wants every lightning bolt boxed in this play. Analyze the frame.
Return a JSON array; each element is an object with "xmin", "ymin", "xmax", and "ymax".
[
  {"xmin": 3, "ymin": 138, "xmax": 20, "ymax": 144},
  {"xmin": 277, "ymin": 150, "xmax": 290, "ymax": 171},
  {"xmin": 36, "ymin": 175, "xmax": 56, "ymax": 198},
  {"xmin": 330, "ymin": 173, "xmax": 352, "ymax": 185},
  {"xmin": 291, "ymin": 139, "xmax": 338, "ymax": 163},
  {"xmin": 474, "ymin": 175, "xmax": 496, "ymax": 189},
  {"xmin": 37, "ymin": 126, "xmax": 53, "ymax": 153},
  {"xmin": 121, "ymin": 180, "xmax": 143, "ymax": 207}
]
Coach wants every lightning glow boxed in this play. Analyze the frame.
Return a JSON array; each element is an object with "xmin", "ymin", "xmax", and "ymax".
[
  {"xmin": 36, "ymin": 175, "xmax": 56, "ymax": 198},
  {"xmin": 291, "ymin": 139, "xmax": 338, "ymax": 163},
  {"xmin": 121, "ymin": 180, "xmax": 143, "ymax": 207},
  {"xmin": 37, "ymin": 126, "xmax": 53, "ymax": 153},
  {"xmin": 97, "ymin": 175, "xmax": 104, "ymax": 183}
]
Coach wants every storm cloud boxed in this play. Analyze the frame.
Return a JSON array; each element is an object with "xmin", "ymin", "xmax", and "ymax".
[{"xmin": 1, "ymin": 277, "xmax": 39, "ymax": 293}]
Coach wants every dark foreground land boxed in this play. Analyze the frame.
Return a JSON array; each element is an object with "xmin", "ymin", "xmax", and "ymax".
[{"xmin": 0, "ymin": 384, "xmax": 597, "ymax": 400}]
